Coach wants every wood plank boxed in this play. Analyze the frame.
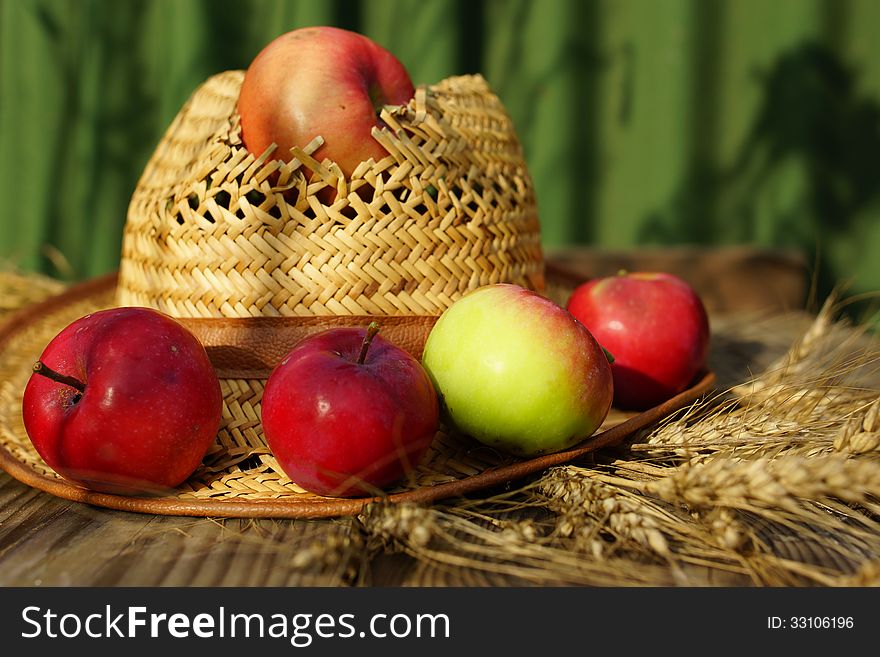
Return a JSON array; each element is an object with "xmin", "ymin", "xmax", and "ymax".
[{"xmin": 0, "ymin": 472, "xmax": 360, "ymax": 586}]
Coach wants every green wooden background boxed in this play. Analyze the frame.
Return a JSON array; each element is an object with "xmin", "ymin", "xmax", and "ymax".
[{"xmin": 2, "ymin": 0, "xmax": 879, "ymax": 311}]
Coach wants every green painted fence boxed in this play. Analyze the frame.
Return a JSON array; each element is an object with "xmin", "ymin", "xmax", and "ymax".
[{"xmin": 2, "ymin": 0, "xmax": 879, "ymax": 311}]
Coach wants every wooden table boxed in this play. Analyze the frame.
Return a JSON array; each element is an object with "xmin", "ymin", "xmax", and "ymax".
[{"xmin": 0, "ymin": 247, "xmax": 817, "ymax": 586}]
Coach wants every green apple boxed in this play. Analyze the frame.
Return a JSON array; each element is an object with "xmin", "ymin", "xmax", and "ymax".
[{"xmin": 421, "ymin": 284, "xmax": 614, "ymax": 457}]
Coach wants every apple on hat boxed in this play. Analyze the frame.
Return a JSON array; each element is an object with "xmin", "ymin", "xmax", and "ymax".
[{"xmin": 237, "ymin": 26, "xmax": 415, "ymax": 178}]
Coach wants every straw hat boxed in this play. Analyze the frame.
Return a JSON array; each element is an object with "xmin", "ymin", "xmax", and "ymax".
[{"xmin": 0, "ymin": 71, "xmax": 714, "ymax": 518}]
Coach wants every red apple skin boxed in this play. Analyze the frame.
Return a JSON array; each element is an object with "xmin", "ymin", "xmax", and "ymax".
[
  {"xmin": 238, "ymin": 26, "xmax": 415, "ymax": 179},
  {"xmin": 566, "ymin": 272, "xmax": 710, "ymax": 411},
  {"xmin": 21, "ymin": 307, "xmax": 223, "ymax": 495},
  {"xmin": 261, "ymin": 326, "xmax": 439, "ymax": 498}
]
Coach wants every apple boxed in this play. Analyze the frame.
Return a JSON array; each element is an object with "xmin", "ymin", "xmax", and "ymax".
[
  {"xmin": 237, "ymin": 26, "xmax": 415, "ymax": 179},
  {"xmin": 566, "ymin": 271, "xmax": 710, "ymax": 410},
  {"xmin": 260, "ymin": 322, "xmax": 439, "ymax": 497},
  {"xmin": 421, "ymin": 284, "xmax": 614, "ymax": 457},
  {"xmin": 21, "ymin": 307, "xmax": 223, "ymax": 495}
]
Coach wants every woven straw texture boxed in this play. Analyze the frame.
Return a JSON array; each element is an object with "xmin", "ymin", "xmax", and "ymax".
[{"xmin": 116, "ymin": 70, "xmax": 544, "ymax": 318}]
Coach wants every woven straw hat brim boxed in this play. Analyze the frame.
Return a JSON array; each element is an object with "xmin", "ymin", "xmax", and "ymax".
[{"xmin": 0, "ymin": 270, "xmax": 715, "ymax": 518}]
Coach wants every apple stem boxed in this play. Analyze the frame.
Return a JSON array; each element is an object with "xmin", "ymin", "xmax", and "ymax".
[
  {"xmin": 32, "ymin": 361, "xmax": 86, "ymax": 393},
  {"xmin": 357, "ymin": 322, "xmax": 381, "ymax": 365}
]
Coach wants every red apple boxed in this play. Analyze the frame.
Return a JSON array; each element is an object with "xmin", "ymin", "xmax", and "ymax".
[
  {"xmin": 566, "ymin": 272, "xmax": 710, "ymax": 410},
  {"xmin": 261, "ymin": 323, "xmax": 439, "ymax": 497},
  {"xmin": 21, "ymin": 307, "xmax": 223, "ymax": 495},
  {"xmin": 237, "ymin": 26, "xmax": 415, "ymax": 179}
]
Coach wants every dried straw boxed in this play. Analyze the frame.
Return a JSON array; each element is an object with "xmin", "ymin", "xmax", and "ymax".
[
  {"xmin": 0, "ymin": 263, "xmax": 65, "ymax": 315},
  {"xmin": 356, "ymin": 296, "xmax": 880, "ymax": 586}
]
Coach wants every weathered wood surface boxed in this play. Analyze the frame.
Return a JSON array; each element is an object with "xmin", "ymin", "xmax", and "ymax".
[{"xmin": 0, "ymin": 472, "xmax": 366, "ymax": 586}]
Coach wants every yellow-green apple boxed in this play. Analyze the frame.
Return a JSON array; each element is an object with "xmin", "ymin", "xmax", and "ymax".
[
  {"xmin": 566, "ymin": 271, "xmax": 710, "ymax": 410},
  {"xmin": 21, "ymin": 307, "xmax": 223, "ymax": 495},
  {"xmin": 421, "ymin": 284, "xmax": 614, "ymax": 457},
  {"xmin": 237, "ymin": 26, "xmax": 415, "ymax": 178},
  {"xmin": 261, "ymin": 323, "xmax": 439, "ymax": 497}
]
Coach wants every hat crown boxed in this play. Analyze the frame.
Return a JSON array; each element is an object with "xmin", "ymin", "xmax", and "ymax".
[{"xmin": 116, "ymin": 70, "xmax": 544, "ymax": 319}]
